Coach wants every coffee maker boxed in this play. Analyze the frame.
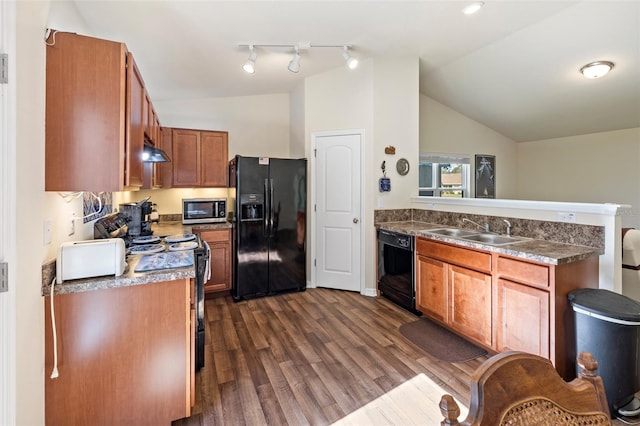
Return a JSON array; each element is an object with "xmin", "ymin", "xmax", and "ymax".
[{"xmin": 119, "ymin": 197, "xmax": 153, "ymax": 237}]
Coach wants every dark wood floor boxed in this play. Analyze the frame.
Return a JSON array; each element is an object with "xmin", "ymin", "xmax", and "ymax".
[{"xmin": 173, "ymin": 288, "xmax": 490, "ymax": 425}]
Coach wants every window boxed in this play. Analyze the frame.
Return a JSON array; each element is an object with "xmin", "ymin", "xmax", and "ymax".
[{"xmin": 419, "ymin": 154, "xmax": 470, "ymax": 197}]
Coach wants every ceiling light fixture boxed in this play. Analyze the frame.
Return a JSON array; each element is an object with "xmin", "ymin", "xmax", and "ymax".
[
  {"xmin": 462, "ymin": 1, "xmax": 484, "ymax": 15},
  {"xmin": 288, "ymin": 46, "xmax": 301, "ymax": 73},
  {"xmin": 242, "ymin": 44, "xmax": 257, "ymax": 74},
  {"xmin": 343, "ymin": 46, "xmax": 358, "ymax": 70},
  {"xmin": 238, "ymin": 43, "xmax": 358, "ymax": 73},
  {"xmin": 580, "ymin": 61, "xmax": 615, "ymax": 79}
]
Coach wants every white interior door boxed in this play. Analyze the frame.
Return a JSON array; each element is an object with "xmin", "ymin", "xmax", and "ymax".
[{"xmin": 313, "ymin": 131, "xmax": 362, "ymax": 292}]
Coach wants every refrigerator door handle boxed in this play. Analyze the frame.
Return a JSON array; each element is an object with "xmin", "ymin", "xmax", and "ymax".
[
  {"xmin": 270, "ymin": 179, "xmax": 275, "ymax": 237},
  {"xmin": 263, "ymin": 179, "xmax": 270, "ymax": 237}
]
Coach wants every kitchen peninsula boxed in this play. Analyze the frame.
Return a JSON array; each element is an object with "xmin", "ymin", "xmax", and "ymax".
[
  {"xmin": 376, "ymin": 209, "xmax": 603, "ymax": 380},
  {"xmin": 41, "ymin": 219, "xmax": 230, "ymax": 426}
]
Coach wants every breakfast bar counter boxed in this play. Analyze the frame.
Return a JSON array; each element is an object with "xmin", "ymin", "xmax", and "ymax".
[{"xmin": 377, "ymin": 220, "xmax": 602, "ymax": 265}]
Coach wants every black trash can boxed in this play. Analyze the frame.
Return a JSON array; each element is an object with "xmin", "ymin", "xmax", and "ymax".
[{"xmin": 568, "ymin": 288, "xmax": 640, "ymax": 417}]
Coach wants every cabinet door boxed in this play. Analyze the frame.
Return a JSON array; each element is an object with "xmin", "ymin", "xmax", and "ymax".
[
  {"xmin": 172, "ymin": 129, "xmax": 201, "ymax": 187},
  {"xmin": 45, "ymin": 32, "xmax": 128, "ymax": 191},
  {"xmin": 448, "ymin": 265, "xmax": 492, "ymax": 347},
  {"xmin": 496, "ymin": 278, "xmax": 550, "ymax": 357},
  {"xmin": 200, "ymin": 229, "xmax": 232, "ymax": 293},
  {"xmin": 44, "ymin": 280, "xmax": 191, "ymax": 425},
  {"xmin": 201, "ymin": 131, "xmax": 229, "ymax": 187},
  {"xmin": 207, "ymin": 242, "xmax": 231, "ymax": 292},
  {"xmin": 125, "ymin": 53, "xmax": 144, "ymax": 188},
  {"xmin": 416, "ymin": 255, "xmax": 447, "ymax": 322}
]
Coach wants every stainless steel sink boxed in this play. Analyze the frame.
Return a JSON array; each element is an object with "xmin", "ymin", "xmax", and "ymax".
[
  {"xmin": 461, "ymin": 233, "xmax": 528, "ymax": 246},
  {"xmin": 426, "ymin": 228, "xmax": 479, "ymax": 238}
]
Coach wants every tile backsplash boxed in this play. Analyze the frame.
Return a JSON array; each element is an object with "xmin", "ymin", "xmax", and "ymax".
[{"xmin": 374, "ymin": 208, "xmax": 604, "ymax": 250}]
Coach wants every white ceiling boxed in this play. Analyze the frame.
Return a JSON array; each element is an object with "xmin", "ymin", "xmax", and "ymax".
[{"xmin": 69, "ymin": 0, "xmax": 640, "ymax": 142}]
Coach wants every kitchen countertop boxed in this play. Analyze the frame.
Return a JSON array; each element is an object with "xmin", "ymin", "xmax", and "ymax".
[
  {"xmin": 377, "ymin": 220, "xmax": 602, "ymax": 265},
  {"xmin": 42, "ymin": 220, "xmax": 233, "ymax": 296}
]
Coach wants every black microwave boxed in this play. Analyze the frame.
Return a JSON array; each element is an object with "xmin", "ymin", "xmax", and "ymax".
[{"xmin": 182, "ymin": 198, "xmax": 227, "ymax": 224}]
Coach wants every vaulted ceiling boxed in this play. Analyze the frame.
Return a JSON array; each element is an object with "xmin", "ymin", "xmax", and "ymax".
[{"xmin": 67, "ymin": 1, "xmax": 640, "ymax": 142}]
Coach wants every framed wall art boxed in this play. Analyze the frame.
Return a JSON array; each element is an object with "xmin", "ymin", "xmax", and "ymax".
[{"xmin": 475, "ymin": 155, "xmax": 495, "ymax": 198}]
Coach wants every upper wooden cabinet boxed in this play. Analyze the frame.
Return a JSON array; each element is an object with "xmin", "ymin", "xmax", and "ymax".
[
  {"xmin": 171, "ymin": 128, "xmax": 229, "ymax": 188},
  {"xmin": 45, "ymin": 31, "xmax": 158, "ymax": 192}
]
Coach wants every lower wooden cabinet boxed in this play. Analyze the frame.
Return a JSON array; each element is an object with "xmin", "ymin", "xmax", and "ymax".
[
  {"xmin": 416, "ymin": 238, "xmax": 493, "ymax": 348},
  {"xmin": 496, "ymin": 278, "xmax": 550, "ymax": 357},
  {"xmin": 198, "ymin": 228, "xmax": 232, "ymax": 293},
  {"xmin": 44, "ymin": 279, "xmax": 192, "ymax": 425},
  {"xmin": 449, "ymin": 265, "xmax": 492, "ymax": 347},
  {"xmin": 415, "ymin": 236, "xmax": 599, "ymax": 380},
  {"xmin": 416, "ymin": 255, "xmax": 447, "ymax": 322}
]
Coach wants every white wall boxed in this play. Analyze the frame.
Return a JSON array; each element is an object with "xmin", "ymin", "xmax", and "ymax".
[
  {"xmin": 304, "ymin": 57, "xmax": 420, "ymax": 294},
  {"xmin": 516, "ymin": 127, "xmax": 640, "ymax": 228},
  {"xmin": 304, "ymin": 58, "xmax": 375, "ymax": 292},
  {"xmin": 374, "ymin": 57, "xmax": 419, "ymax": 209},
  {"xmin": 154, "ymin": 93, "xmax": 291, "ymax": 159},
  {"xmin": 18, "ymin": 1, "xmax": 52, "ymax": 424},
  {"xmin": 289, "ymin": 82, "xmax": 305, "ymax": 158},
  {"xmin": 419, "ymin": 95, "xmax": 518, "ymax": 199}
]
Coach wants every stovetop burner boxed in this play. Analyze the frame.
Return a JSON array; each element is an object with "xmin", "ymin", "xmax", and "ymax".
[
  {"xmin": 131, "ymin": 235, "xmax": 161, "ymax": 244},
  {"xmin": 164, "ymin": 233, "xmax": 196, "ymax": 243},
  {"xmin": 129, "ymin": 244, "xmax": 165, "ymax": 255}
]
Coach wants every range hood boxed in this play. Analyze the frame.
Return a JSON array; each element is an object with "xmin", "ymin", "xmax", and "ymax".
[{"xmin": 142, "ymin": 143, "xmax": 171, "ymax": 163}]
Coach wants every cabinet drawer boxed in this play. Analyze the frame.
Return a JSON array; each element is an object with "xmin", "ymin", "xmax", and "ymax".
[
  {"xmin": 199, "ymin": 229, "xmax": 230, "ymax": 243},
  {"xmin": 416, "ymin": 238, "xmax": 491, "ymax": 273},
  {"xmin": 498, "ymin": 256, "xmax": 549, "ymax": 288}
]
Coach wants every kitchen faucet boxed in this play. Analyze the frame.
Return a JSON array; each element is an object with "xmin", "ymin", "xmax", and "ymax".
[
  {"xmin": 503, "ymin": 219, "xmax": 512, "ymax": 236},
  {"xmin": 462, "ymin": 217, "xmax": 489, "ymax": 232}
]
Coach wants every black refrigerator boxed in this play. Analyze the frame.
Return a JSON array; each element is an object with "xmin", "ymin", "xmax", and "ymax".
[{"xmin": 230, "ymin": 155, "xmax": 307, "ymax": 301}]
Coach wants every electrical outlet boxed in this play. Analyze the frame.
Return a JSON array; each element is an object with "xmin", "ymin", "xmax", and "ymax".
[
  {"xmin": 0, "ymin": 263, "xmax": 7, "ymax": 293},
  {"xmin": 68, "ymin": 212, "xmax": 76, "ymax": 236},
  {"xmin": 558, "ymin": 212, "xmax": 577, "ymax": 223},
  {"xmin": 44, "ymin": 219, "xmax": 52, "ymax": 245}
]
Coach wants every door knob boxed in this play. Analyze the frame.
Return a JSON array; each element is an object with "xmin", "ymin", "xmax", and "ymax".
[{"xmin": 353, "ymin": 218, "xmax": 359, "ymax": 224}]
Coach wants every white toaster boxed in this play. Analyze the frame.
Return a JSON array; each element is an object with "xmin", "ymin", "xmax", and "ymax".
[{"xmin": 56, "ymin": 238, "xmax": 127, "ymax": 284}]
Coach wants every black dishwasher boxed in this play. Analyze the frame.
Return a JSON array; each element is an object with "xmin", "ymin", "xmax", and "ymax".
[{"xmin": 377, "ymin": 229, "xmax": 421, "ymax": 315}]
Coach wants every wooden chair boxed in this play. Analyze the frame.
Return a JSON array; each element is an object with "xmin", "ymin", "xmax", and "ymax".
[{"xmin": 440, "ymin": 351, "xmax": 611, "ymax": 425}]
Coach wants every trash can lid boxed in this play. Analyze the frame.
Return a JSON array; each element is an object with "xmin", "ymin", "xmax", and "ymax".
[{"xmin": 568, "ymin": 289, "xmax": 640, "ymax": 322}]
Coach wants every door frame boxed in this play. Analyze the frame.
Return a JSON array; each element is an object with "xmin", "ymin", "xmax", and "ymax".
[
  {"xmin": 0, "ymin": 0, "xmax": 16, "ymax": 423},
  {"xmin": 310, "ymin": 129, "xmax": 365, "ymax": 294}
]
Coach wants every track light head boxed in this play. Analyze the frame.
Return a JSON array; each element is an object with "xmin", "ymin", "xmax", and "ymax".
[
  {"xmin": 288, "ymin": 47, "xmax": 301, "ymax": 73},
  {"xmin": 342, "ymin": 46, "xmax": 358, "ymax": 70},
  {"xmin": 243, "ymin": 45, "xmax": 257, "ymax": 74}
]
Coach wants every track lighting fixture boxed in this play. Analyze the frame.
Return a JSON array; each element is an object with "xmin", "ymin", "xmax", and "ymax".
[
  {"xmin": 238, "ymin": 43, "xmax": 358, "ymax": 74},
  {"xmin": 288, "ymin": 47, "xmax": 301, "ymax": 73},
  {"xmin": 242, "ymin": 45, "xmax": 257, "ymax": 74},
  {"xmin": 342, "ymin": 46, "xmax": 358, "ymax": 70}
]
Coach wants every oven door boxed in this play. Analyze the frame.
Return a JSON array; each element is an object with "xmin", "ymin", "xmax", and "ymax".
[{"xmin": 377, "ymin": 230, "xmax": 420, "ymax": 315}]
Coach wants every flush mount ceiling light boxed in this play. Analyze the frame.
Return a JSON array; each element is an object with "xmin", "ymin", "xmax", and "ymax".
[
  {"xmin": 238, "ymin": 42, "xmax": 358, "ymax": 73},
  {"xmin": 580, "ymin": 61, "xmax": 615, "ymax": 79},
  {"xmin": 462, "ymin": 1, "xmax": 484, "ymax": 15},
  {"xmin": 288, "ymin": 46, "xmax": 301, "ymax": 73},
  {"xmin": 343, "ymin": 46, "xmax": 358, "ymax": 70},
  {"xmin": 242, "ymin": 44, "xmax": 257, "ymax": 74}
]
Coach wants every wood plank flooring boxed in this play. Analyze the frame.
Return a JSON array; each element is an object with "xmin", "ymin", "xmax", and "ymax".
[{"xmin": 173, "ymin": 288, "xmax": 488, "ymax": 425}]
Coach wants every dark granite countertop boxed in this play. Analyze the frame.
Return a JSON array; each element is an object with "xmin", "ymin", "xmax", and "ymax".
[
  {"xmin": 377, "ymin": 220, "xmax": 602, "ymax": 265},
  {"xmin": 43, "ymin": 254, "xmax": 196, "ymax": 296},
  {"xmin": 43, "ymin": 220, "xmax": 234, "ymax": 296}
]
